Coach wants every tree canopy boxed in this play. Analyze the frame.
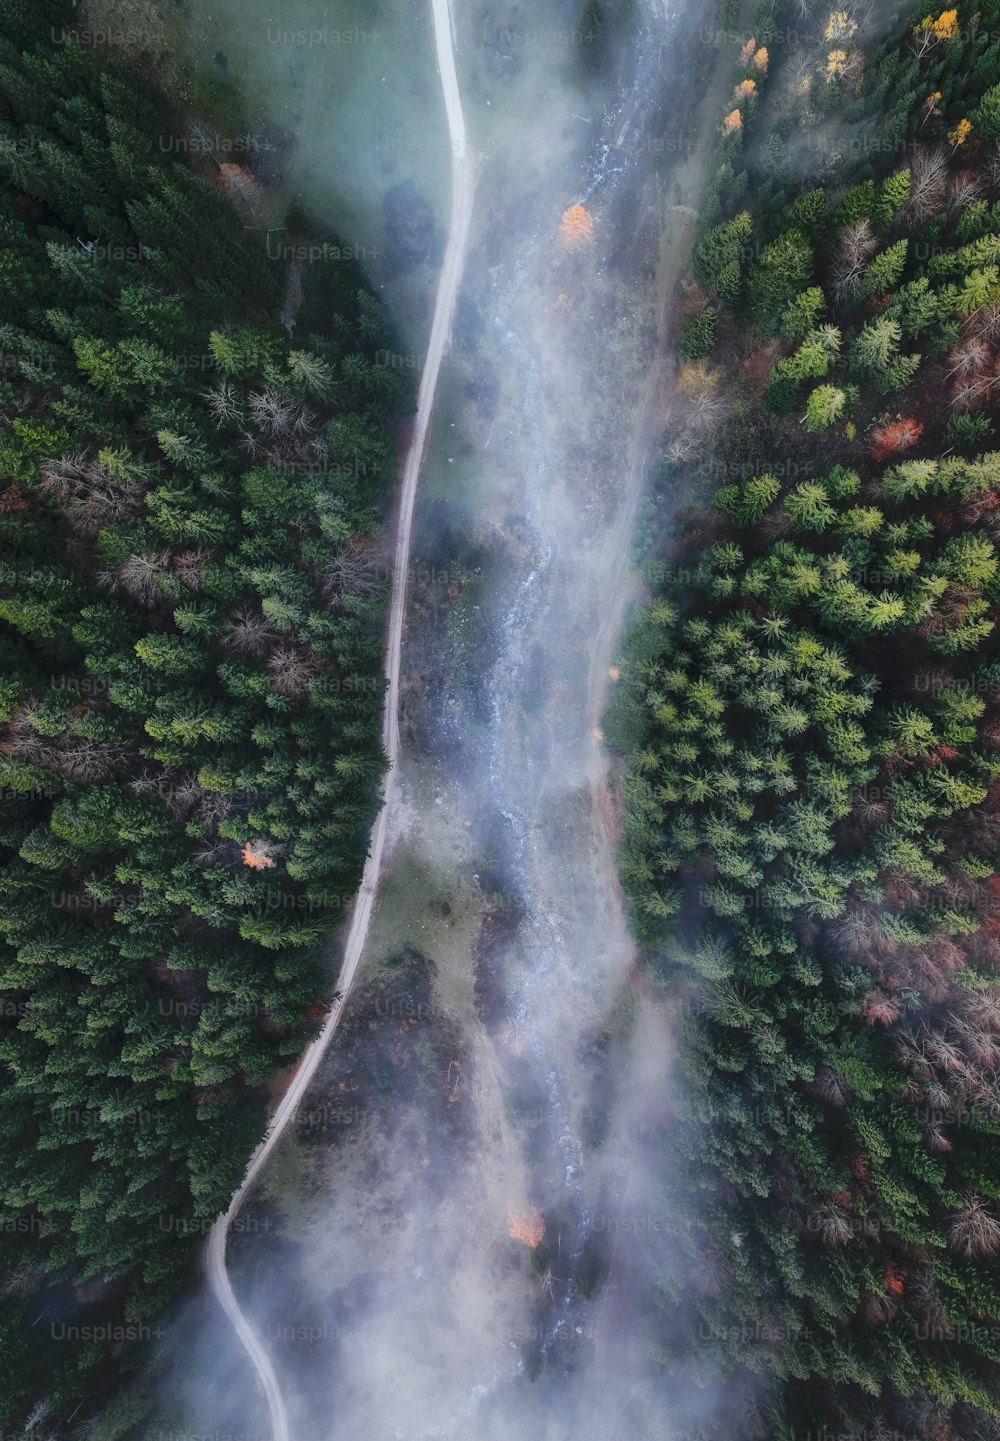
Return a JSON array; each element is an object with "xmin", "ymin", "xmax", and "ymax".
[{"xmin": 0, "ymin": 0, "xmax": 411, "ymax": 1426}]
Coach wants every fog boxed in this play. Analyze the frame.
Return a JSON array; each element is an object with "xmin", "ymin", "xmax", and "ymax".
[{"xmin": 137, "ymin": 1, "xmax": 748, "ymax": 1437}]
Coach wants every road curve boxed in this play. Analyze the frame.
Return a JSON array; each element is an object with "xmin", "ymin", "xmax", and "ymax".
[{"xmin": 205, "ymin": 5, "xmax": 473, "ymax": 1437}]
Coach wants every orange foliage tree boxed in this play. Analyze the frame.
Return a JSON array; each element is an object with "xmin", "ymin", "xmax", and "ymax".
[
  {"xmin": 861, "ymin": 988, "xmax": 903, "ymax": 1025},
  {"xmin": 508, "ymin": 1206, "xmax": 545, "ymax": 1247},
  {"xmin": 243, "ymin": 839, "xmax": 276, "ymax": 870},
  {"xmin": 869, "ymin": 417, "xmax": 924, "ymax": 461},
  {"xmin": 0, "ymin": 485, "xmax": 27, "ymax": 513},
  {"xmin": 560, "ymin": 204, "xmax": 593, "ymax": 247},
  {"xmin": 885, "ymin": 1266, "xmax": 908, "ymax": 1296},
  {"xmin": 218, "ymin": 163, "xmax": 267, "ymax": 224}
]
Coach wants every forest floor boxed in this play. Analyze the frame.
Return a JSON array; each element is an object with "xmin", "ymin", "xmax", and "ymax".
[{"xmin": 76, "ymin": 0, "xmax": 184, "ymax": 86}]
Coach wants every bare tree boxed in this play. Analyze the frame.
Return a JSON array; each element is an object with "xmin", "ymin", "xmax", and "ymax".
[
  {"xmin": 950, "ymin": 370, "xmax": 995, "ymax": 411},
  {"xmin": 6, "ymin": 706, "xmax": 133, "ymax": 782},
  {"xmin": 202, "ymin": 379, "xmax": 245, "ymax": 429},
  {"xmin": 292, "ymin": 403, "xmax": 317, "ymax": 438},
  {"xmin": 925, "ymin": 1028, "xmax": 969, "ymax": 1076},
  {"xmin": 949, "ymin": 1015, "xmax": 1000, "ymax": 1070},
  {"xmin": 39, "ymin": 452, "xmax": 149, "ymax": 536},
  {"xmin": 965, "ymin": 1074, "xmax": 1000, "ymax": 1119},
  {"xmin": 241, "ymin": 129, "xmax": 276, "ymax": 156},
  {"xmin": 117, "ymin": 552, "xmax": 172, "ymax": 607},
  {"xmin": 963, "ymin": 1414, "xmax": 1000, "ymax": 1441},
  {"xmin": 949, "ymin": 1194, "xmax": 1000, "ymax": 1256},
  {"xmin": 218, "ymin": 162, "xmax": 267, "ymax": 226},
  {"xmin": 195, "ymin": 790, "xmax": 232, "ymax": 828},
  {"xmin": 287, "ymin": 511, "xmax": 315, "ymax": 539},
  {"xmin": 130, "ymin": 767, "xmax": 168, "ymax": 801},
  {"xmin": 950, "ymin": 169, "xmax": 982, "ymax": 211},
  {"xmin": 969, "ymin": 300, "xmax": 1000, "ymax": 342},
  {"xmin": 267, "ymin": 643, "xmax": 318, "ymax": 698},
  {"xmin": 807, "ymin": 1200, "xmax": 855, "ymax": 1246},
  {"xmin": 663, "ymin": 434, "xmax": 696, "ymax": 465},
  {"xmin": 945, "ymin": 337, "xmax": 991, "ymax": 379},
  {"xmin": 193, "ymin": 838, "xmax": 230, "ymax": 868},
  {"xmin": 323, "ymin": 541, "xmax": 389, "ymax": 605},
  {"xmin": 895, "ymin": 1027, "xmax": 936, "ymax": 1083},
  {"xmin": 173, "ymin": 547, "xmax": 214, "ymax": 591},
  {"xmin": 686, "ymin": 387, "xmax": 726, "ymax": 431},
  {"xmin": 36, "ymin": 454, "xmax": 91, "ymax": 501},
  {"xmin": 862, "ymin": 1290, "xmax": 897, "ymax": 1325},
  {"xmin": 309, "ymin": 434, "xmax": 331, "ymax": 468},
  {"xmin": 220, "ymin": 604, "xmax": 279, "ymax": 660},
  {"xmin": 162, "ymin": 770, "xmax": 207, "ymax": 820},
  {"xmin": 832, "ymin": 219, "xmax": 877, "ymax": 302},
  {"xmin": 829, "ymin": 904, "xmax": 887, "ymax": 963},
  {"xmin": 811, "ymin": 1064, "xmax": 850, "ymax": 1107},
  {"xmin": 905, "ymin": 148, "xmax": 948, "ymax": 224},
  {"xmin": 959, "ymin": 988, "xmax": 1000, "ymax": 1033},
  {"xmin": 189, "ymin": 121, "xmax": 220, "ymax": 161},
  {"xmin": 55, "ymin": 738, "xmax": 134, "ymax": 782},
  {"xmin": 248, "ymin": 385, "xmax": 298, "ymax": 438},
  {"xmin": 849, "ymin": 790, "xmax": 890, "ymax": 830}
]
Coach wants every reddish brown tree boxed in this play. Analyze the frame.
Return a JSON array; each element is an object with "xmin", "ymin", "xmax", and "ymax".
[{"xmin": 869, "ymin": 417, "xmax": 924, "ymax": 461}]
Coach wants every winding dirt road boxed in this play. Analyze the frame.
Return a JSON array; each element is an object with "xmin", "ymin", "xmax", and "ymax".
[{"xmin": 204, "ymin": 4, "xmax": 472, "ymax": 1437}]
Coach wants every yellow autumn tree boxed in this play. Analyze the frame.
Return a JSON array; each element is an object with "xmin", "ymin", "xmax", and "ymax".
[
  {"xmin": 722, "ymin": 108, "xmax": 743, "ymax": 135},
  {"xmin": 752, "ymin": 45, "xmax": 769, "ymax": 73},
  {"xmin": 677, "ymin": 360, "xmax": 719, "ymax": 397},
  {"xmin": 560, "ymin": 203, "xmax": 593, "ymax": 247},
  {"xmin": 948, "ymin": 117, "xmax": 972, "ymax": 148},
  {"xmin": 825, "ymin": 10, "xmax": 858, "ymax": 41},
  {"xmin": 733, "ymin": 78, "xmax": 757, "ymax": 104},
  {"xmin": 826, "ymin": 48, "xmax": 848, "ymax": 78},
  {"xmin": 930, "ymin": 7, "xmax": 959, "ymax": 36},
  {"xmin": 738, "ymin": 36, "xmax": 756, "ymax": 65},
  {"xmin": 922, "ymin": 89, "xmax": 942, "ymax": 125},
  {"xmin": 912, "ymin": 8, "xmax": 959, "ymax": 54}
]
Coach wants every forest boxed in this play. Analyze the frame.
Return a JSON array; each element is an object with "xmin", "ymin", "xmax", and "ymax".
[
  {"xmin": 0, "ymin": 0, "xmax": 410, "ymax": 1427},
  {"xmin": 609, "ymin": 0, "xmax": 1000, "ymax": 1435}
]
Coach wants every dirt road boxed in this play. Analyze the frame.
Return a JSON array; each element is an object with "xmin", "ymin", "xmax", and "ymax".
[{"xmin": 204, "ymin": 3, "xmax": 473, "ymax": 1436}]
